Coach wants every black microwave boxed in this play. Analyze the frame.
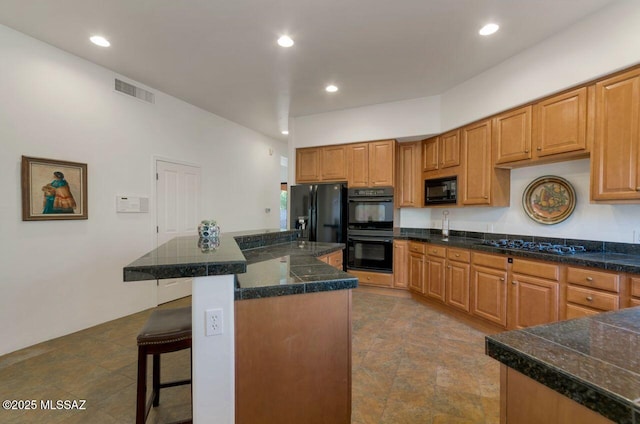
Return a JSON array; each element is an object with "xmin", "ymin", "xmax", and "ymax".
[{"xmin": 424, "ymin": 176, "xmax": 457, "ymax": 205}]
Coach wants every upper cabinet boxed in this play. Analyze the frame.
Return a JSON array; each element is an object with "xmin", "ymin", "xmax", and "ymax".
[
  {"xmin": 296, "ymin": 147, "xmax": 321, "ymax": 183},
  {"xmin": 348, "ymin": 139, "xmax": 395, "ymax": 187},
  {"xmin": 461, "ymin": 119, "xmax": 510, "ymax": 206},
  {"xmin": 396, "ymin": 141, "xmax": 422, "ymax": 207},
  {"xmin": 296, "ymin": 146, "xmax": 347, "ymax": 183},
  {"xmin": 535, "ymin": 86, "xmax": 591, "ymax": 158},
  {"xmin": 422, "ymin": 130, "xmax": 460, "ymax": 174},
  {"xmin": 494, "ymin": 88, "xmax": 592, "ymax": 168},
  {"xmin": 494, "ymin": 106, "xmax": 533, "ymax": 164},
  {"xmin": 296, "ymin": 140, "xmax": 395, "ymax": 186},
  {"xmin": 592, "ymin": 67, "xmax": 640, "ymax": 202}
]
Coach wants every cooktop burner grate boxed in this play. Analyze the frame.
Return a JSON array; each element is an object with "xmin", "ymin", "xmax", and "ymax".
[{"xmin": 480, "ymin": 239, "xmax": 586, "ymax": 255}]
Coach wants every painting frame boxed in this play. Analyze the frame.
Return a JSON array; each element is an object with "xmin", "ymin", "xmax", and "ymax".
[{"xmin": 21, "ymin": 156, "xmax": 88, "ymax": 221}]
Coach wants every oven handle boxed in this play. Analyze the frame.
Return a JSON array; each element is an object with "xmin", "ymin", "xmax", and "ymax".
[
  {"xmin": 348, "ymin": 197, "xmax": 393, "ymax": 203},
  {"xmin": 348, "ymin": 236, "xmax": 393, "ymax": 243}
]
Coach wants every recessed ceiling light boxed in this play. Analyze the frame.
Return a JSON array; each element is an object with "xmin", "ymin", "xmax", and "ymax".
[
  {"xmin": 281, "ymin": 130, "xmax": 289, "ymax": 135},
  {"xmin": 277, "ymin": 35, "xmax": 294, "ymax": 48},
  {"xmin": 90, "ymin": 35, "xmax": 111, "ymax": 47},
  {"xmin": 479, "ymin": 23, "xmax": 499, "ymax": 36},
  {"xmin": 325, "ymin": 85, "xmax": 338, "ymax": 93}
]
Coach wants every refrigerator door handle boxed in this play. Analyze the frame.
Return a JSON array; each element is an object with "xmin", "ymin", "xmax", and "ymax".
[{"xmin": 310, "ymin": 187, "xmax": 317, "ymax": 241}]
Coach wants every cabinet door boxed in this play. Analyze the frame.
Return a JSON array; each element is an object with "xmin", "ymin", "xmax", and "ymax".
[
  {"xmin": 347, "ymin": 143, "xmax": 369, "ymax": 187},
  {"xmin": 471, "ymin": 265, "xmax": 507, "ymax": 327},
  {"xmin": 422, "ymin": 137, "xmax": 439, "ymax": 172},
  {"xmin": 440, "ymin": 130, "xmax": 461, "ymax": 169},
  {"xmin": 369, "ymin": 140, "xmax": 395, "ymax": 186},
  {"xmin": 494, "ymin": 106, "xmax": 533, "ymax": 164},
  {"xmin": 296, "ymin": 148, "xmax": 321, "ymax": 183},
  {"xmin": 592, "ymin": 68, "xmax": 640, "ymax": 201},
  {"xmin": 425, "ymin": 255, "xmax": 446, "ymax": 302},
  {"xmin": 397, "ymin": 142, "xmax": 421, "ymax": 207},
  {"xmin": 446, "ymin": 260, "xmax": 470, "ymax": 312},
  {"xmin": 393, "ymin": 240, "xmax": 409, "ymax": 289},
  {"xmin": 535, "ymin": 87, "xmax": 588, "ymax": 158},
  {"xmin": 408, "ymin": 252, "xmax": 425, "ymax": 293},
  {"xmin": 320, "ymin": 145, "xmax": 347, "ymax": 181},
  {"xmin": 462, "ymin": 120, "xmax": 492, "ymax": 205},
  {"xmin": 509, "ymin": 274, "xmax": 559, "ymax": 330}
]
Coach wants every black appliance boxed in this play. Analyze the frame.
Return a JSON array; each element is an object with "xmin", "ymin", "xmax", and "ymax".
[
  {"xmin": 424, "ymin": 176, "xmax": 457, "ymax": 205},
  {"xmin": 290, "ymin": 183, "xmax": 348, "ymax": 265},
  {"xmin": 347, "ymin": 187, "xmax": 394, "ymax": 273}
]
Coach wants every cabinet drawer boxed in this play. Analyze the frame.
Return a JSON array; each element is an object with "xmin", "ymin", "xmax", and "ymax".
[
  {"xmin": 348, "ymin": 269, "xmax": 393, "ymax": 288},
  {"xmin": 512, "ymin": 259, "xmax": 559, "ymax": 281},
  {"xmin": 426, "ymin": 244, "xmax": 446, "ymax": 258},
  {"xmin": 448, "ymin": 248, "xmax": 470, "ymax": 263},
  {"xmin": 566, "ymin": 303, "xmax": 601, "ymax": 320},
  {"xmin": 567, "ymin": 286, "xmax": 619, "ymax": 311},
  {"xmin": 408, "ymin": 241, "xmax": 426, "ymax": 254},
  {"xmin": 630, "ymin": 298, "xmax": 640, "ymax": 308},
  {"xmin": 631, "ymin": 277, "xmax": 640, "ymax": 298},
  {"xmin": 566, "ymin": 267, "xmax": 620, "ymax": 292},
  {"xmin": 472, "ymin": 252, "xmax": 508, "ymax": 270}
]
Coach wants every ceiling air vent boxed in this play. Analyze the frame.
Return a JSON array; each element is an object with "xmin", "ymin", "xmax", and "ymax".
[{"xmin": 115, "ymin": 79, "xmax": 155, "ymax": 104}]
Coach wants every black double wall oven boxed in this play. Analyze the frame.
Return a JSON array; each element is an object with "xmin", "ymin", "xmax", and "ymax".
[{"xmin": 347, "ymin": 187, "xmax": 394, "ymax": 273}]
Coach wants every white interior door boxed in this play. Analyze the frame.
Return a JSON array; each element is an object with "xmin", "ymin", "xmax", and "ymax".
[{"xmin": 156, "ymin": 159, "xmax": 201, "ymax": 304}]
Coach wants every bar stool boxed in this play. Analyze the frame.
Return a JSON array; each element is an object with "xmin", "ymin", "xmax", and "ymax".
[{"xmin": 136, "ymin": 306, "xmax": 192, "ymax": 424}]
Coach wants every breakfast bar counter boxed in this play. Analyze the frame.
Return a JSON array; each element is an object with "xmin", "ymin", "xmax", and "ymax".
[
  {"xmin": 486, "ymin": 307, "xmax": 640, "ymax": 423},
  {"xmin": 124, "ymin": 229, "xmax": 356, "ymax": 424}
]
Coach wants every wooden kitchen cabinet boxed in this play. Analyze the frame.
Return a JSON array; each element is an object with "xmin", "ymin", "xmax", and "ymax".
[
  {"xmin": 347, "ymin": 140, "xmax": 395, "ymax": 187},
  {"xmin": 318, "ymin": 249, "xmax": 344, "ymax": 270},
  {"xmin": 392, "ymin": 240, "xmax": 409, "ymax": 289},
  {"xmin": 509, "ymin": 259, "xmax": 560, "ymax": 330},
  {"xmin": 296, "ymin": 147, "xmax": 321, "ymax": 183},
  {"xmin": 422, "ymin": 130, "xmax": 460, "ymax": 173},
  {"xmin": 461, "ymin": 119, "xmax": 510, "ymax": 206},
  {"xmin": 592, "ymin": 67, "xmax": 640, "ymax": 202},
  {"xmin": 396, "ymin": 141, "xmax": 422, "ymax": 207},
  {"xmin": 425, "ymin": 244, "xmax": 446, "ymax": 302},
  {"xmin": 565, "ymin": 266, "xmax": 620, "ymax": 318},
  {"xmin": 534, "ymin": 86, "xmax": 591, "ymax": 159},
  {"xmin": 445, "ymin": 248, "xmax": 470, "ymax": 312},
  {"xmin": 408, "ymin": 241, "xmax": 426, "ymax": 293},
  {"xmin": 629, "ymin": 277, "xmax": 640, "ymax": 307},
  {"xmin": 319, "ymin": 145, "xmax": 348, "ymax": 181},
  {"xmin": 494, "ymin": 105, "xmax": 533, "ymax": 164},
  {"xmin": 471, "ymin": 252, "xmax": 508, "ymax": 328}
]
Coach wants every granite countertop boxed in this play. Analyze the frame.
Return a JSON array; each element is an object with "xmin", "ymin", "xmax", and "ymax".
[
  {"xmin": 395, "ymin": 229, "xmax": 640, "ymax": 275},
  {"xmin": 486, "ymin": 307, "xmax": 640, "ymax": 423},
  {"xmin": 123, "ymin": 229, "xmax": 357, "ymax": 300}
]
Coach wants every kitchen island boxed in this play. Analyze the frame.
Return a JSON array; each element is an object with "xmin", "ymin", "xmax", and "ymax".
[
  {"xmin": 124, "ymin": 229, "xmax": 357, "ymax": 424},
  {"xmin": 486, "ymin": 307, "xmax": 640, "ymax": 423}
]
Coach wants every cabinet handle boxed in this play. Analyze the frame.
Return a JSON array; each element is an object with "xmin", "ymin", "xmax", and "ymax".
[
  {"xmin": 455, "ymin": 253, "xmax": 460, "ymax": 257},
  {"xmin": 586, "ymin": 277, "xmax": 593, "ymax": 282},
  {"xmin": 432, "ymin": 249, "xmax": 437, "ymax": 253},
  {"xmin": 512, "ymin": 280, "xmax": 517, "ymax": 285},
  {"xmin": 447, "ymin": 266, "xmax": 451, "ymax": 269},
  {"xmin": 537, "ymin": 147, "xmax": 542, "ymax": 151},
  {"xmin": 500, "ymin": 277, "xmax": 505, "ymax": 282},
  {"xmin": 524, "ymin": 149, "xmax": 529, "ymax": 153},
  {"xmin": 484, "ymin": 196, "xmax": 488, "ymax": 199},
  {"xmin": 586, "ymin": 296, "xmax": 593, "ymax": 302}
]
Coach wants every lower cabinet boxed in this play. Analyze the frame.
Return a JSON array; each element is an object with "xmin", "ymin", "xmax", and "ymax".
[
  {"xmin": 565, "ymin": 266, "xmax": 620, "ymax": 319},
  {"xmin": 445, "ymin": 248, "xmax": 470, "ymax": 312},
  {"xmin": 425, "ymin": 244, "xmax": 446, "ymax": 302},
  {"xmin": 471, "ymin": 253, "xmax": 508, "ymax": 328},
  {"xmin": 509, "ymin": 259, "xmax": 560, "ymax": 330},
  {"xmin": 392, "ymin": 240, "xmax": 409, "ymax": 289},
  {"xmin": 318, "ymin": 249, "xmax": 344, "ymax": 270},
  {"xmin": 408, "ymin": 241, "xmax": 426, "ymax": 293}
]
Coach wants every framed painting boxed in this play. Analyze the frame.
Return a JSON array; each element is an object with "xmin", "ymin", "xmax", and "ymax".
[{"xmin": 21, "ymin": 156, "xmax": 88, "ymax": 221}]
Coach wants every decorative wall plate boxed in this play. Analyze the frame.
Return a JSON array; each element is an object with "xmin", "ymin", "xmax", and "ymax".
[{"xmin": 522, "ymin": 176, "xmax": 576, "ymax": 225}]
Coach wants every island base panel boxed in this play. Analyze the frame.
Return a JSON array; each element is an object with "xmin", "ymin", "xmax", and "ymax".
[
  {"xmin": 501, "ymin": 365, "xmax": 614, "ymax": 424},
  {"xmin": 235, "ymin": 290, "xmax": 352, "ymax": 424}
]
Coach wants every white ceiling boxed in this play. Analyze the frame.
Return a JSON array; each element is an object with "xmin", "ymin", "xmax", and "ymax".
[{"xmin": 0, "ymin": 0, "xmax": 619, "ymax": 141}]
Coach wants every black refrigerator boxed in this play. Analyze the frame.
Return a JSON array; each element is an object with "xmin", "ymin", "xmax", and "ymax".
[{"xmin": 290, "ymin": 183, "xmax": 347, "ymax": 246}]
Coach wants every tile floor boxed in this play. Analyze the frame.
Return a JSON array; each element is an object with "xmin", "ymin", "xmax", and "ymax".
[{"xmin": 0, "ymin": 289, "xmax": 499, "ymax": 423}]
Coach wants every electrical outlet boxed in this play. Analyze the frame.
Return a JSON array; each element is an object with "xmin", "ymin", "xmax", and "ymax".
[{"xmin": 205, "ymin": 308, "xmax": 223, "ymax": 336}]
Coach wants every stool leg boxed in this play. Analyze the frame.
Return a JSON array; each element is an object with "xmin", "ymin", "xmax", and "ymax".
[
  {"xmin": 136, "ymin": 347, "xmax": 147, "ymax": 424},
  {"xmin": 152, "ymin": 354, "xmax": 160, "ymax": 407}
]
